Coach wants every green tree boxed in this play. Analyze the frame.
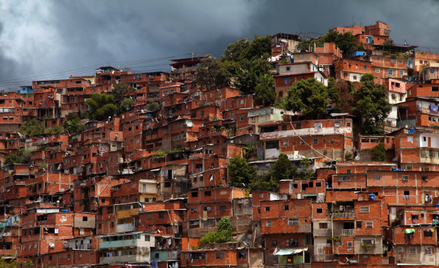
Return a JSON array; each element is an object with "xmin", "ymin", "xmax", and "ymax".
[
  {"xmin": 4, "ymin": 154, "xmax": 23, "ymax": 165},
  {"xmin": 296, "ymin": 37, "xmax": 324, "ymax": 51},
  {"xmin": 353, "ymin": 74, "xmax": 391, "ymax": 135},
  {"xmin": 241, "ymin": 35, "xmax": 272, "ymax": 61},
  {"xmin": 64, "ymin": 113, "xmax": 86, "ymax": 134},
  {"xmin": 147, "ymin": 101, "xmax": 160, "ymax": 111},
  {"xmin": 112, "ymin": 82, "xmax": 132, "ymax": 103},
  {"xmin": 0, "ymin": 256, "xmax": 33, "ymax": 268},
  {"xmin": 46, "ymin": 125, "xmax": 64, "ymax": 135},
  {"xmin": 300, "ymin": 158, "xmax": 312, "ymax": 168},
  {"xmin": 199, "ymin": 216, "xmax": 233, "ymax": 245},
  {"xmin": 249, "ymin": 174, "xmax": 280, "ymax": 192},
  {"xmin": 327, "ymin": 78, "xmax": 355, "ymax": 113},
  {"xmin": 255, "ymin": 73, "xmax": 275, "ymax": 106},
  {"xmin": 243, "ymin": 143, "xmax": 256, "ymax": 159},
  {"xmin": 222, "ymin": 35, "xmax": 271, "ymax": 63},
  {"xmin": 195, "ymin": 55, "xmax": 232, "ymax": 91},
  {"xmin": 296, "ymin": 29, "xmax": 360, "ymax": 55},
  {"xmin": 372, "ymin": 143, "xmax": 386, "ymax": 161},
  {"xmin": 228, "ymin": 156, "xmax": 256, "ymax": 188},
  {"xmin": 249, "ymin": 154, "xmax": 298, "ymax": 192},
  {"xmin": 271, "ymin": 154, "xmax": 297, "ymax": 182},
  {"xmin": 18, "ymin": 148, "xmax": 31, "ymax": 163},
  {"xmin": 120, "ymin": 98, "xmax": 134, "ymax": 113},
  {"xmin": 286, "ymin": 78, "xmax": 328, "ymax": 119},
  {"xmin": 84, "ymin": 93, "xmax": 117, "ymax": 121},
  {"xmin": 222, "ymin": 37, "xmax": 251, "ymax": 62},
  {"xmin": 18, "ymin": 119, "xmax": 45, "ymax": 138},
  {"xmin": 233, "ymin": 58, "xmax": 273, "ymax": 94}
]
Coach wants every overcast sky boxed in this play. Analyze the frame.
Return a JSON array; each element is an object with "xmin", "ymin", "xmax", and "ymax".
[{"xmin": 0, "ymin": 0, "xmax": 438, "ymax": 90}]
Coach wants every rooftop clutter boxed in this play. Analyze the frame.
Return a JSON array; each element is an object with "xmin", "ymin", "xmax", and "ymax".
[{"xmin": 0, "ymin": 21, "xmax": 437, "ymax": 268}]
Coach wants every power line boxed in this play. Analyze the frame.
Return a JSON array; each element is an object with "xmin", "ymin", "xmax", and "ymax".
[{"xmin": 0, "ymin": 49, "xmax": 225, "ymax": 90}]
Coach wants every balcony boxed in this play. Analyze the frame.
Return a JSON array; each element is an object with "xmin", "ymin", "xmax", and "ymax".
[
  {"xmin": 116, "ymin": 223, "xmax": 135, "ymax": 233},
  {"xmin": 100, "ymin": 255, "xmax": 149, "ymax": 264},
  {"xmin": 70, "ymin": 244, "xmax": 92, "ymax": 250},
  {"xmin": 100, "ymin": 239, "xmax": 138, "ymax": 249},
  {"xmin": 331, "ymin": 211, "xmax": 355, "ymax": 218},
  {"xmin": 260, "ymin": 127, "xmax": 351, "ymax": 140},
  {"xmin": 313, "ymin": 229, "xmax": 332, "ymax": 237},
  {"xmin": 333, "ymin": 229, "xmax": 355, "ymax": 236}
]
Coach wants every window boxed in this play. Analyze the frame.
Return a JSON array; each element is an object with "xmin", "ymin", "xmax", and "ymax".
[
  {"xmin": 316, "ymin": 208, "xmax": 323, "ymax": 214},
  {"xmin": 145, "ymin": 235, "xmax": 150, "ymax": 241},
  {"xmin": 266, "ymin": 221, "xmax": 272, "ymax": 227},
  {"xmin": 284, "ymin": 205, "xmax": 289, "ymax": 211},
  {"xmin": 360, "ymin": 206, "xmax": 370, "ymax": 213},
  {"xmin": 292, "ymin": 183, "xmax": 298, "ymax": 189},
  {"xmin": 216, "ymin": 252, "xmax": 224, "ymax": 259},
  {"xmin": 400, "ymin": 70, "xmax": 404, "ymax": 76},
  {"xmin": 82, "ymin": 216, "xmax": 88, "ymax": 221},
  {"xmin": 204, "ymin": 191, "xmax": 211, "ymax": 196},
  {"xmin": 376, "ymin": 68, "xmax": 380, "ymax": 73},
  {"xmin": 409, "ymin": 247, "xmax": 416, "ymax": 254},
  {"xmin": 425, "ymin": 247, "xmax": 432, "ymax": 254},
  {"xmin": 374, "ymin": 175, "xmax": 381, "ymax": 180},
  {"xmin": 159, "ymin": 212, "xmax": 164, "ymax": 219},
  {"xmin": 313, "ymin": 139, "xmax": 318, "ymax": 144},
  {"xmin": 265, "ymin": 207, "xmax": 270, "ymax": 212},
  {"xmin": 286, "ymin": 67, "xmax": 290, "ymax": 71},
  {"xmin": 366, "ymin": 222, "xmax": 373, "ymax": 228},
  {"xmin": 433, "ymin": 87, "xmax": 439, "ymax": 92},
  {"xmin": 338, "ymin": 176, "xmax": 350, "ymax": 182},
  {"xmin": 365, "ymin": 65, "xmax": 368, "ymax": 69},
  {"xmin": 424, "ymin": 229, "xmax": 433, "ymax": 237},
  {"xmin": 431, "ymin": 69, "xmax": 435, "ymax": 74},
  {"xmin": 219, "ymin": 206, "xmax": 226, "ymax": 212},
  {"xmin": 238, "ymin": 252, "xmax": 246, "ymax": 258},
  {"xmin": 388, "ymin": 69, "xmax": 394, "ymax": 75},
  {"xmin": 330, "ymin": 140, "xmax": 334, "ymax": 144},
  {"xmin": 316, "ymin": 182, "xmax": 321, "ymax": 187},
  {"xmin": 191, "ymin": 207, "xmax": 197, "ymax": 213},
  {"xmin": 319, "ymin": 223, "xmax": 328, "ymax": 229},
  {"xmin": 402, "ymin": 175, "xmax": 408, "ymax": 181},
  {"xmin": 356, "ymin": 221, "xmax": 362, "ymax": 228},
  {"xmin": 362, "ymin": 239, "xmax": 375, "ymax": 245},
  {"xmin": 288, "ymin": 218, "xmax": 299, "ymax": 225},
  {"xmin": 272, "ymin": 240, "xmax": 277, "ymax": 246},
  {"xmin": 404, "ymin": 190, "xmax": 410, "ymax": 196},
  {"xmin": 391, "ymin": 58, "xmax": 396, "ymax": 63},
  {"xmin": 164, "ymin": 182, "xmax": 171, "ymax": 188}
]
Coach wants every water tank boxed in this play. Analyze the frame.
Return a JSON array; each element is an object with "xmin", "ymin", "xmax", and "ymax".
[{"xmin": 369, "ymin": 194, "xmax": 375, "ymax": 201}]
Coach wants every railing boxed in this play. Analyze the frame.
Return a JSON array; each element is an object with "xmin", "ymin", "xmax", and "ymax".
[
  {"xmin": 313, "ymin": 229, "xmax": 332, "ymax": 236},
  {"xmin": 331, "ymin": 211, "xmax": 355, "ymax": 218},
  {"xmin": 342, "ymin": 229, "xmax": 355, "ymax": 236},
  {"xmin": 100, "ymin": 239, "xmax": 137, "ymax": 249},
  {"xmin": 73, "ymin": 244, "xmax": 92, "ymax": 250}
]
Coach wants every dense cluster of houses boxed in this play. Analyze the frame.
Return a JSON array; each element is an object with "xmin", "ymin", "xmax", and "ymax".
[{"xmin": 0, "ymin": 20, "xmax": 438, "ymax": 268}]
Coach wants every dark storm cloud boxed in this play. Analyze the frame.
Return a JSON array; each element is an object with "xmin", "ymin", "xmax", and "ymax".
[{"xmin": 0, "ymin": 0, "xmax": 439, "ymax": 89}]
